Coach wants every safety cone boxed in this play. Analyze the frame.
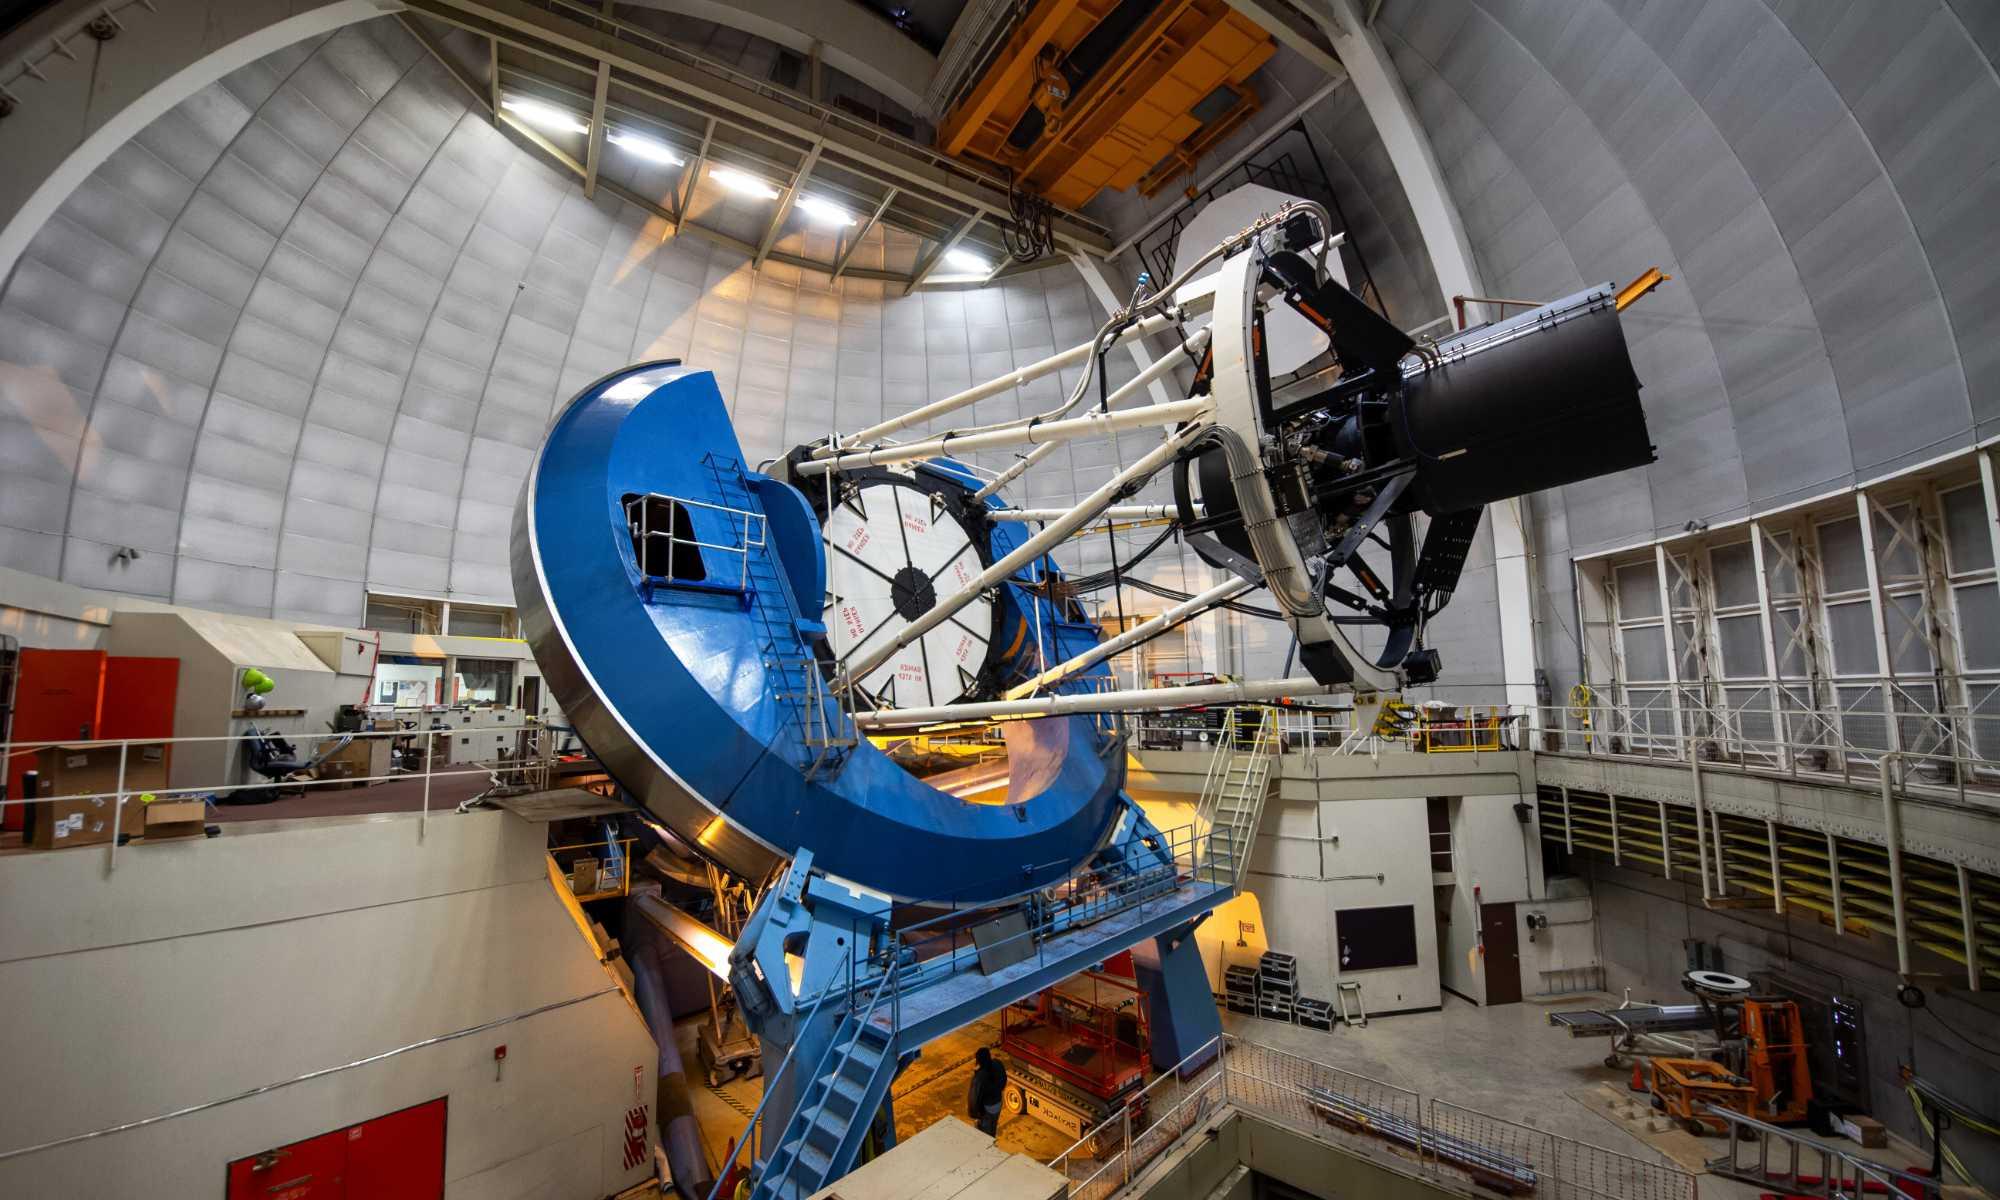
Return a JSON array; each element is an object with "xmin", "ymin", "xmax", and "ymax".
[{"xmin": 1629, "ymin": 1062, "xmax": 1648, "ymax": 1092}]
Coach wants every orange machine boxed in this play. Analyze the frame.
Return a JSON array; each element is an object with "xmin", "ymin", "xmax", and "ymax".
[
  {"xmin": 938, "ymin": 0, "xmax": 1275, "ymax": 208},
  {"xmin": 1738, "ymin": 999, "xmax": 1813, "ymax": 1124},
  {"xmin": 1646, "ymin": 998, "xmax": 1814, "ymax": 1134},
  {"xmin": 1648, "ymin": 1058, "xmax": 1757, "ymax": 1135}
]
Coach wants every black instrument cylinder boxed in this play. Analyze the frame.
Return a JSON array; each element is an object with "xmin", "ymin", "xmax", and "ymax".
[{"xmin": 1391, "ymin": 298, "xmax": 1653, "ymax": 514}]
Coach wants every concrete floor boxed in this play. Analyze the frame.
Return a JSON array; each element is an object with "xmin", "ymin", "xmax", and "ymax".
[
  {"xmin": 675, "ymin": 1010, "xmax": 1079, "ymax": 1183},
  {"xmin": 664, "ymin": 991, "xmax": 1936, "ymax": 1199},
  {"xmin": 1221, "ymin": 992, "xmax": 1934, "ymax": 1200}
]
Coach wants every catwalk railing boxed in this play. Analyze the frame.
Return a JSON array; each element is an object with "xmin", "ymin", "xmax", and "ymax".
[
  {"xmin": 1049, "ymin": 1035, "xmax": 1698, "ymax": 1200},
  {"xmin": 1539, "ymin": 687, "xmax": 2000, "ymax": 808},
  {"xmin": 0, "ymin": 722, "xmax": 573, "ymax": 867}
]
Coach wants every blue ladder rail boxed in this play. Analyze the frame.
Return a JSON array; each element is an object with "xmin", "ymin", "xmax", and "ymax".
[
  {"xmin": 702, "ymin": 455, "xmax": 853, "ymax": 779},
  {"xmin": 750, "ymin": 965, "xmax": 902, "ymax": 1200}
]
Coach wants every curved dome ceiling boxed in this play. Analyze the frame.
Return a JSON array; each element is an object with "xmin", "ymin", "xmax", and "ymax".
[
  {"xmin": 1371, "ymin": 0, "xmax": 2000, "ymax": 556},
  {"xmin": 0, "ymin": 17, "xmax": 1119, "ymax": 627}
]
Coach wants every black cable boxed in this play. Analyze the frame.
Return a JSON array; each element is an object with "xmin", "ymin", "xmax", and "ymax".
[{"xmin": 1926, "ymin": 1008, "xmax": 2000, "ymax": 1060}]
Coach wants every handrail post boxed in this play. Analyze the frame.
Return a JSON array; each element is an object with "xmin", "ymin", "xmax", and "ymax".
[
  {"xmin": 421, "ymin": 728, "xmax": 433, "ymax": 843},
  {"xmin": 1121, "ymin": 1103, "xmax": 1133, "ymax": 1184},
  {"xmin": 107, "ymin": 740, "xmax": 129, "ymax": 874}
]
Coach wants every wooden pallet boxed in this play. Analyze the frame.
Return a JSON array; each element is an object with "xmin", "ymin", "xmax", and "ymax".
[{"xmin": 1568, "ymin": 1082, "xmax": 1714, "ymax": 1173}]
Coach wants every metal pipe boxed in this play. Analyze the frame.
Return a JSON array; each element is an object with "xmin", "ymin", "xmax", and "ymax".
[
  {"xmin": 794, "ymin": 398, "xmax": 1209, "ymax": 475},
  {"xmin": 827, "ymin": 312, "xmax": 1180, "ymax": 451},
  {"xmin": 854, "ymin": 675, "xmax": 1344, "ymax": 729},
  {"xmin": 974, "ymin": 440, "xmax": 1061, "ymax": 502},
  {"xmin": 990, "ymin": 505, "xmax": 1188, "ymax": 523},
  {"xmin": 971, "ymin": 331, "xmax": 1208, "ymax": 500},
  {"xmin": 1690, "ymin": 749, "xmax": 1713, "ymax": 901},
  {"xmin": 1002, "ymin": 575, "xmax": 1256, "ymax": 699},
  {"xmin": 837, "ymin": 423, "xmax": 1208, "ymax": 688},
  {"xmin": 1879, "ymin": 752, "xmax": 1911, "ymax": 977}
]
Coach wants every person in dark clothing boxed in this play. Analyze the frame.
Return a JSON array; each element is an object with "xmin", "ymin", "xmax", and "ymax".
[{"xmin": 968, "ymin": 1047, "xmax": 1008, "ymax": 1136}]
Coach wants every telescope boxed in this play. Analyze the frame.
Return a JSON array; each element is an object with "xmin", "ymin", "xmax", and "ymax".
[{"xmin": 1169, "ymin": 206, "xmax": 1655, "ymax": 689}]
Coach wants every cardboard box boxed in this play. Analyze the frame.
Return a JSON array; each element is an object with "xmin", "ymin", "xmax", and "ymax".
[
  {"xmin": 24, "ymin": 793, "xmax": 140, "ymax": 849},
  {"xmin": 318, "ymin": 737, "xmax": 392, "ymax": 785},
  {"xmin": 25, "ymin": 744, "xmax": 165, "ymax": 850},
  {"xmin": 35, "ymin": 743, "xmax": 167, "ymax": 797},
  {"xmin": 141, "ymin": 798, "xmax": 207, "ymax": 840},
  {"xmin": 1837, "ymin": 1115, "xmax": 1887, "ymax": 1148}
]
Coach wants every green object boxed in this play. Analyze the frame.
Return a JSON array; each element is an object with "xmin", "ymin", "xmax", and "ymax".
[{"xmin": 242, "ymin": 668, "xmax": 275, "ymax": 694}]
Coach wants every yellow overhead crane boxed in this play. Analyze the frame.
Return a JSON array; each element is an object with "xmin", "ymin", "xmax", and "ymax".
[{"xmin": 938, "ymin": 0, "xmax": 1277, "ymax": 209}]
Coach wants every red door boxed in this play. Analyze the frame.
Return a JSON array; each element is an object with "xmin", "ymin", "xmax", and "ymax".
[
  {"xmin": 101, "ymin": 655, "xmax": 179, "ymax": 784},
  {"xmin": 226, "ymin": 1098, "xmax": 447, "ymax": 1200},
  {"xmin": 4, "ymin": 648, "xmax": 106, "ymax": 831}
]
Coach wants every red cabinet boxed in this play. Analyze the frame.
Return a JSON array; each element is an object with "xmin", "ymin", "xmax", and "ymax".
[
  {"xmin": 226, "ymin": 1098, "xmax": 446, "ymax": 1200},
  {"xmin": 4, "ymin": 650, "xmax": 179, "ymax": 830},
  {"xmin": 4, "ymin": 649, "xmax": 106, "ymax": 831}
]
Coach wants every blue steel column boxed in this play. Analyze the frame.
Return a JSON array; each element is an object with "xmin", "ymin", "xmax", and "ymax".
[{"xmin": 1130, "ymin": 923, "xmax": 1223, "ymax": 1072}]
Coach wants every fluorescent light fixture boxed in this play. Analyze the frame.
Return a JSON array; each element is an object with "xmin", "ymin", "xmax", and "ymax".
[
  {"xmin": 945, "ymin": 248, "xmax": 990, "ymax": 273},
  {"xmin": 711, "ymin": 165, "xmax": 780, "ymax": 200},
  {"xmin": 500, "ymin": 96, "xmax": 588, "ymax": 135},
  {"xmin": 607, "ymin": 130, "xmax": 684, "ymax": 166},
  {"xmin": 795, "ymin": 195, "xmax": 856, "ymax": 226}
]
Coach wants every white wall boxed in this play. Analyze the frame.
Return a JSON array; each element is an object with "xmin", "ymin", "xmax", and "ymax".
[
  {"xmin": 0, "ymin": 808, "xmax": 657, "ymax": 1197},
  {"xmin": 1440, "ymin": 791, "xmax": 1548, "ymax": 1004},
  {"xmin": 1246, "ymin": 791, "xmax": 1442, "ymax": 1014}
]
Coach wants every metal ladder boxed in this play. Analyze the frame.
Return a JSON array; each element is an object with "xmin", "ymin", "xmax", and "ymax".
[
  {"xmin": 750, "ymin": 980, "xmax": 899, "ymax": 1200},
  {"xmin": 1702, "ymin": 1105, "xmax": 1939, "ymax": 1200},
  {"xmin": 1194, "ymin": 706, "xmax": 1280, "ymax": 887},
  {"xmin": 704, "ymin": 456, "xmax": 855, "ymax": 779}
]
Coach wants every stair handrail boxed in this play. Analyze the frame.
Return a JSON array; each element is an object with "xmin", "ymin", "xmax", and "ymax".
[
  {"xmin": 772, "ymin": 954, "xmax": 903, "ymax": 1199},
  {"xmin": 1699, "ymin": 1104, "xmax": 1941, "ymax": 1200},
  {"xmin": 1194, "ymin": 708, "xmax": 1242, "ymax": 827},
  {"xmin": 704, "ymin": 962, "xmax": 853, "ymax": 1200}
]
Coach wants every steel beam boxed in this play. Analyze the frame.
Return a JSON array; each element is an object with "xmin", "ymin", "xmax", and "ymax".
[
  {"xmin": 755, "ymin": 140, "xmax": 823, "ymax": 266},
  {"xmin": 1221, "ymin": 0, "xmax": 1343, "ymax": 77},
  {"xmin": 1002, "ymin": 576, "xmax": 1256, "ymax": 700},
  {"xmin": 399, "ymin": 12, "xmax": 497, "ymax": 116},
  {"xmin": 990, "ymin": 505, "xmax": 1188, "ymax": 523},
  {"xmin": 795, "ymin": 398, "xmax": 1209, "ymax": 475},
  {"xmin": 675, "ymin": 116, "xmax": 715, "ymax": 226},
  {"xmin": 904, "ymin": 212, "xmax": 981, "ymax": 295},
  {"xmin": 1855, "ymin": 491, "xmax": 1906, "ymax": 772},
  {"xmin": 854, "ymin": 674, "xmax": 1347, "ymax": 729},
  {"xmin": 402, "ymin": 0, "xmax": 1113, "ymax": 255},
  {"xmin": 487, "ymin": 36, "xmax": 502, "ymax": 119},
  {"xmin": 839, "ymin": 424, "xmax": 1208, "ymax": 688},
  {"xmin": 1958, "ymin": 862, "xmax": 1980, "ymax": 991},
  {"xmin": 834, "ymin": 312, "xmax": 1180, "ymax": 448},
  {"xmin": 831, "ymin": 187, "xmax": 896, "ymax": 279},
  {"xmin": 583, "ymin": 58, "xmax": 611, "ymax": 197}
]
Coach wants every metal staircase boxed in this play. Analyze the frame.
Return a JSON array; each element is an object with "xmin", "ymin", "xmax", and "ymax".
[
  {"xmin": 1194, "ymin": 707, "xmax": 1280, "ymax": 886},
  {"xmin": 749, "ymin": 979, "xmax": 899, "ymax": 1200},
  {"xmin": 703, "ymin": 456, "xmax": 855, "ymax": 779}
]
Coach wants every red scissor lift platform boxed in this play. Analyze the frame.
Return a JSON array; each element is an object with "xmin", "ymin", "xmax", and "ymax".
[{"xmin": 998, "ymin": 965, "xmax": 1151, "ymax": 1150}]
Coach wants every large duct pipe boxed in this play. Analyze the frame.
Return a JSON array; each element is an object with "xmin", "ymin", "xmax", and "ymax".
[{"xmin": 624, "ymin": 889, "xmax": 717, "ymax": 1200}]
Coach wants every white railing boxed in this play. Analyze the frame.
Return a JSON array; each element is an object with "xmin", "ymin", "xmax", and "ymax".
[
  {"xmin": 0, "ymin": 721, "xmax": 573, "ymax": 868},
  {"xmin": 1048, "ymin": 1034, "xmax": 1698, "ymax": 1200},
  {"xmin": 1543, "ymin": 685, "xmax": 2000, "ymax": 808},
  {"xmin": 624, "ymin": 491, "xmax": 768, "ymax": 591}
]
